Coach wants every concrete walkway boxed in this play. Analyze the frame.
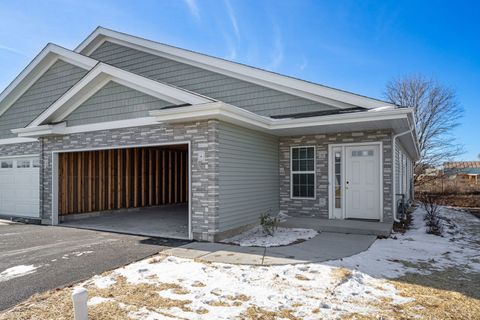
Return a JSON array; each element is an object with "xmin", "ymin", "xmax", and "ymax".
[{"xmin": 163, "ymin": 232, "xmax": 376, "ymax": 265}]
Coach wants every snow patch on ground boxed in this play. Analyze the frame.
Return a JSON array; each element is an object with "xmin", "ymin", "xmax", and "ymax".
[
  {"xmin": 0, "ymin": 265, "xmax": 39, "ymax": 282},
  {"xmin": 222, "ymin": 226, "xmax": 318, "ymax": 247},
  {"xmin": 91, "ymin": 255, "xmax": 407, "ymax": 319},
  {"xmin": 88, "ymin": 296, "xmax": 114, "ymax": 306},
  {"xmin": 328, "ymin": 206, "xmax": 480, "ymax": 278}
]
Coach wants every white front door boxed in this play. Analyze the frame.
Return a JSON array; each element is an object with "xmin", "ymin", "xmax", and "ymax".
[
  {"xmin": 345, "ymin": 145, "xmax": 381, "ymax": 220},
  {"xmin": 0, "ymin": 157, "xmax": 40, "ymax": 218}
]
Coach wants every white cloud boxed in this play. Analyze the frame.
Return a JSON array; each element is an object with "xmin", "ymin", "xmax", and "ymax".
[
  {"xmin": 183, "ymin": 0, "xmax": 200, "ymax": 19},
  {"xmin": 0, "ymin": 44, "xmax": 27, "ymax": 57},
  {"xmin": 224, "ymin": 0, "xmax": 240, "ymax": 39}
]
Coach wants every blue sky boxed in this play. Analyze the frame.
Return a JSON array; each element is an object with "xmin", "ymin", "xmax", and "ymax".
[{"xmin": 0, "ymin": 0, "xmax": 478, "ymax": 160}]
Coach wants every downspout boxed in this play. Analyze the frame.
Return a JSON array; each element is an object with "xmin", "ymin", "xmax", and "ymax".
[{"xmin": 392, "ymin": 126, "xmax": 415, "ymax": 222}]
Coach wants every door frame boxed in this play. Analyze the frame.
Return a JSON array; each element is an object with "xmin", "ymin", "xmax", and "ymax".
[
  {"xmin": 51, "ymin": 141, "xmax": 192, "ymax": 240},
  {"xmin": 328, "ymin": 141, "xmax": 383, "ymax": 222}
]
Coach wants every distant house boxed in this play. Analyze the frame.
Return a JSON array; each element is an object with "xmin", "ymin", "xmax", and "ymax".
[
  {"xmin": 443, "ymin": 162, "xmax": 480, "ymax": 191},
  {"xmin": 416, "ymin": 162, "xmax": 480, "ymax": 194},
  {"xmin": 0, "ymin": 27, "xmax": 419, "ymax": 241}
]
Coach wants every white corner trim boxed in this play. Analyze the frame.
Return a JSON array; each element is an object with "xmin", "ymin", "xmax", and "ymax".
[
  {"xmin": 28, "ymin": 63, "xmax": 214, "ymax": 127},
  {"xmin": 0, "ymin": 137, "xmax": 38, "ymax": 145},
  {"xmin": 75, "ymin": 27, "xmax": 395, "ymax": 110},
  {"xmin": 0, "ymin": 44, "xmax": 97, "ymax": 118}
]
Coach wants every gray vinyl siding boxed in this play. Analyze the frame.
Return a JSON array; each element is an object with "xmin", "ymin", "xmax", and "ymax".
[
  {"xmin": 218, "ymin": 122, "xmax": 279, "ymax": 232},
  {"xmin": 90, "ymin": 41, "xmax": 336, "ymax": 117},
  {"xmin": 0, "ymin": 60, "xmax": 88, "ymax": 138},
  {"xmin": 65, "ymin": 81, "xmax": 172, "ymax": 126},
  {"xmin": 395, "ymin": 141, "xmax": 413, "ymax": 205}
]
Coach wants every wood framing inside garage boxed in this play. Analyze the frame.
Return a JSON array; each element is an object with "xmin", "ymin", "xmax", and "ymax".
[{"xmin": 57, "ymin": 144, "xmax": 188, "ymax": 216}]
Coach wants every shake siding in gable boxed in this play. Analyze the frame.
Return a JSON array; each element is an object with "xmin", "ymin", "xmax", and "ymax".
[
  {"xmin": 0, "ymin": 60, "xmax": 88, "ymax": 138},
  {"xmin": 218, "ymin": 122, "xmax": 279, "ymax": 232},
  {"xmin": 64, "ymin": 81, "xmax": 172, "ymax": 126},
  {"xmin": 89, "ymin": 41, "xmax": 336, "ymax": 117}
]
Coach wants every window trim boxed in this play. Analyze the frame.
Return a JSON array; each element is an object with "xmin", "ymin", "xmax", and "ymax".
[{"xmin": 290, "ymin": 145, "xmax": 316, "ymax": 200}]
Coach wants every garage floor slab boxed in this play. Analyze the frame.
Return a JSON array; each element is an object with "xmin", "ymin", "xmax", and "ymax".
[{"xmin": 61, "ymin": 204, "xmax": 189, "ymax": 239}]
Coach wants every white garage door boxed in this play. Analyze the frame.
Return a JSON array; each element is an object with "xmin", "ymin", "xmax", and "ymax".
[{"xmin": 0, "ymin": 156, "xmax": 40, "ymax": 218}]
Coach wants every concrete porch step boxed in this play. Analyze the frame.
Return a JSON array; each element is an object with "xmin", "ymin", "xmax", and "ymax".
[{"xmin": 278, "ymin": 216, "xmax": 393, "ymax": 237}]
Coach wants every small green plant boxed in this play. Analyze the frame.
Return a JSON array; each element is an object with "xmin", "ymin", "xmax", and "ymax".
[{"xmin": 259, "ymin": 210, "xmax": 279, "ymax": 236}]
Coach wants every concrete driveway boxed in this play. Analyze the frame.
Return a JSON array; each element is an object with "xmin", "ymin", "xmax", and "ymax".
[{"xmin": 0, "ymin": 221, "xmax": 188, "ymax": 311}]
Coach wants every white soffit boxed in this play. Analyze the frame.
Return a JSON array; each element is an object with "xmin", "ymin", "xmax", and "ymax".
[
  {"xmin": 28, "ymin": 63, "xmax": 214, "ymax": 127},
  {"xmin": 75, "ymin": 27, "xmax": 395, "ymax": 110},
  {"xmin": 0, "ymin": 44, "xmax": 97, "ymax": 118}
]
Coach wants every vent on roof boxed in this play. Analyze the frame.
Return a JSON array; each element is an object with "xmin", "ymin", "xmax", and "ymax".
[{"xmin": 270, "ymin": 107, "xmax": 366, "ymax": 119}]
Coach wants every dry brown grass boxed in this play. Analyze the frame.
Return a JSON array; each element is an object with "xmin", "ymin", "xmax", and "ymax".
[
  {"xmin": 172, "ymin": 287, "xmax": 190, "ymax": 295},
  {"xmin": 88, "ymin": 276, "xmax": 192, "ymax": 312},
  {"xmin": 385, "ymin": 280, "xmax": 480, "ymax": 320},
  {"xmin": 294, "ymin": 274, "xmax": 310, "ymax": 281},
  {"xmin": 0, "ymin": 275, "xmax": 194, "ymax": 320},
  {"xmin": 148, "ymin": 256, "xmax": 165, "ymax": 264},
  {"xmin": 0, "ymin": 288, "xmax": 74, "ymax": 320},
  {"xmin": 226, "ymin": 294, "xmax": 250, "ymax": 302},
  {"xmin": 343, "ymin": 279, "xmax": 480, "ymax": 320},
  {"xmin": 206, "ymin": 300, "xmax": 230, "ymax": 307},
  {"xmin": 331, "ymin": 268, "xmax": 353, "ymax": 282},
  {"xmin": 243, "ymin": 306, "xmax": 301, "ymax": 320},
  {"xmin": 196, "ymin": 308, "xmax": 209, "ymax": 314},
  {"xmin": 89, "ymin": 301, "xmax": 132, "ymax": 320},
  {"xmin": 191, "ymin": 281, "xmax": 206, "ymax": 287}
]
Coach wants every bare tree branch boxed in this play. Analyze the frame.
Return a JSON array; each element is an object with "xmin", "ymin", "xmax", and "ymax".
[{"xmin": 385, "ymin": 75, "xmax": 464, "ymax": 171}]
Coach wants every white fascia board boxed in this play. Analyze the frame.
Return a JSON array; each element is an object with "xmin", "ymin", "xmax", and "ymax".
[
  {"xmin": 150, "ymin": 102, "xmax": 413, "ymax": 132},
  {"xmin": 271, "ymin": 108, "xmax": 412, "ymax": 130},
  {"xmin": 13, "ymin": 117, "xmax": 159, "ymax": 138},
  {"xmin": 76, "ymin": 27, "xmax": 394, "ymax": 110},
  {"xmin": 0, "ymin": 44, "xmax": 97, "ymax": 118},
  {"xmin": 28, "ymin": 63, "xmax": 213, "ymax": 127},
  {"xmin": 0, "ymin": 137, "xmax": 38, "ymax": 145}
]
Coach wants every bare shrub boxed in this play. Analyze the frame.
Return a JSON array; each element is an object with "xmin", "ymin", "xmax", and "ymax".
[
  {"xmin": 419, "ymin": 193, "xmax": 444, "ymax": 236},
  {"xmin": 259, "ymin": 209, "xmax": 279, "ymax": 236}
]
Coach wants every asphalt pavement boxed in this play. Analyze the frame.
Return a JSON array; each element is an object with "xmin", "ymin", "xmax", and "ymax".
[{"xmin": 0, "ymin": 221, "xmax": 188, "ymax": 311}]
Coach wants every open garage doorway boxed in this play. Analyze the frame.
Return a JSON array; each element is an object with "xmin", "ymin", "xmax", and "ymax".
[{"xmin": 53, "ymin": 143, "xmax": 190, "ymax": 239}]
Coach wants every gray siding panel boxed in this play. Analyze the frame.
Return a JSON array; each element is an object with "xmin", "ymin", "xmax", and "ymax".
[
  {"xmin": 0, "ymin": 60, "xmax": 88, "ymax": 138},
  {"xmin": 65, "ymin": 81, "xmax": 172, "ymax": 126},
  {"xmin": 90, "ymin": 41, "xmax": 336, "ymax": 117},
  {"xmin": 218, "ymin": 122, "xmax": 279, "ymax": 232}
]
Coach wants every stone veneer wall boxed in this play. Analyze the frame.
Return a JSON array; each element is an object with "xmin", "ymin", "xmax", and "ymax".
[
  {"xmin": 39, "ymin": 121, "xmax": 220, "ymax": 241},
  {"xmin": 279, "ymin": 130, "xmax": 394, "ymax": 222},
  {"xmin": 0, "ymin": 141, "xmax": 40, "ymax": 156}
]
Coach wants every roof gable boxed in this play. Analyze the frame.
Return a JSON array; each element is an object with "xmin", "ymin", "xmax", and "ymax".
[
  {"xmin": 76, "ymin": 27, "xmax": 394, "ymax": 110},
  {"xmin": 0, "ymin": 60, "xmax": 89, "ymax": 139},
  {"xmin": 64, "ymin": 81, "xmax": 174, "ymax": 126},
  {"xmin": 27, "ymin": 63, "xmax": 214, "ymax": 127},
  {"xmin": 0, "ymin": 44, "xmax": 97, "ymax": 119}
]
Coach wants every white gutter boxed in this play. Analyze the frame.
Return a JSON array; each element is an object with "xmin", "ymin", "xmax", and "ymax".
[{"xmin": 392, "ymin": 125, "xmax": 416, "ymax": 222}]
